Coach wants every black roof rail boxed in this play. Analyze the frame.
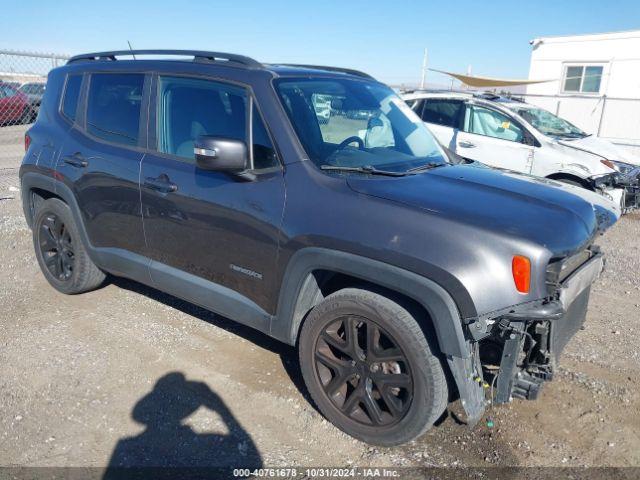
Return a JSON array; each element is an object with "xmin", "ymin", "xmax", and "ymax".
[
  {"xmin": 67, "ymin": 50, "xmax": 262, "ymax": 68},
  {"xmin": 276, "ymin": 64, "xmax": 374, "ymax": 79}
]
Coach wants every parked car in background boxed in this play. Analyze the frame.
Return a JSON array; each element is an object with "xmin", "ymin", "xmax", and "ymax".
[
  {"xmin": 21, "ymin": 50, "xmax": 619, "ymax": 446},
  {"xmin": 3, "ymin": 81, "xmax": 22, "ymax": 90},
  {"xmin": 19, "ymin": 82, "xmax": 46, "ymax": 118},
  {"xmin": 312, "ymin": 94, "xmax": 332, "ymax": 124},
  {"xmin": 403, "ymin": 91, "xmax": 640, "ymax": 211},
  {"xmin": 0, "ymin": 81, "xmax": 34, "ymax": 125}
]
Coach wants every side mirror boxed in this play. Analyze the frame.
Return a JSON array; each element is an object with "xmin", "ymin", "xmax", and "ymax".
[{"xmin": 194, "ymin": 135, "xmax": 248, "ymax": 172}]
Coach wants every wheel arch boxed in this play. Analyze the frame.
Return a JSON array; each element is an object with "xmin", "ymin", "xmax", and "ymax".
[
  {"xmin": 21, "ymin": 172, "xmax": 92, "ymax": 253},
  {"xmin": 271, "ymin": 247, "xmax": 471, "ymax": 359},
  {"xmin": 545, "ymin": 172, "xmax": 592, "ymax": 189}
]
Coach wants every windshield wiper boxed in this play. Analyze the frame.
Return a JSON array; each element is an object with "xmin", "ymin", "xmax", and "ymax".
[
  {"xmin": 320, "ymin": 165, "xmax": 411, "ymax": 177},
  {"xmin": 407, "ymin": 162, "xmax": 447, "ymax": 173},
  {"xmin": 555, "ymin": 132, "xmax": 589, "ymax": 139}
]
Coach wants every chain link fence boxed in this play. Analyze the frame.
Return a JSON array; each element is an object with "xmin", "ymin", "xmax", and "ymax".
[{"xmin": 0, "ymin": 50, "xmax": 69, "ymax": 197}]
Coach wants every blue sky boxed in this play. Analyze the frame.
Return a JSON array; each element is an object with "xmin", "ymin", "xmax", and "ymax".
[{"xmin": 3, "ymin": 0, "xmax": 640, "ymax": 86}]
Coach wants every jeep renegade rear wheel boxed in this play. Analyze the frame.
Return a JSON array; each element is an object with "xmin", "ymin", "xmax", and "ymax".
[
  {"xmin": 33, "ymin": 198, "xmax": 105, "ymax": 294},
  {"xmin": 298, "ymin": 288, "xmax": 448, "ymax": 446}
]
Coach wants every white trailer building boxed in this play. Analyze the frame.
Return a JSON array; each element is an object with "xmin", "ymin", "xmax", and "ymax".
[{"xmin": 525, "ymin": 30, "xmax": 640, "ymax": 154}]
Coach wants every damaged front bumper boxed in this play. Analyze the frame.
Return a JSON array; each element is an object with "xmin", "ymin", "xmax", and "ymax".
[
  {"xmin": 593, "ymin": 168, "xmax": 640, "ymax": 212},
  {"xmin": 491, "ymin": 250, "xmax": 604, "ymax": 404},
  {"xmin": 451, "ymin": 248, "xmax": 605, "ymax": 426}
]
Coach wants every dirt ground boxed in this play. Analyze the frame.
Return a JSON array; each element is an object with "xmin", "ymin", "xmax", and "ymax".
[{"xmin": 1, "ymin": 146, "xmax": 639, "ymax": 473}]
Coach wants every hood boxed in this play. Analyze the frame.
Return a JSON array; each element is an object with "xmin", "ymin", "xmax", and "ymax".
[
  {"xmin": 347, "ymin": 164, "xmax": 619, "ymax": 257},
  {"xmin": 558, "ymin": 136, "xmax": 640, "ymax": 167}
]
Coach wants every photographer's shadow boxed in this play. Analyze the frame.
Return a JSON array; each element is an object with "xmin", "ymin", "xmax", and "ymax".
[{"xmin": 104, "ymin": 372, "xmax": 262, "ymax": 476}]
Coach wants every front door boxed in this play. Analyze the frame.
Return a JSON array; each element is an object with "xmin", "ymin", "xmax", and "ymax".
[
  {"xmin": 457, "ymin": 103, "xmax": 534, "ymax": 173},
  {"xmin": 140, "ymin": 74, "xmax": 285, "ymax": 318}
]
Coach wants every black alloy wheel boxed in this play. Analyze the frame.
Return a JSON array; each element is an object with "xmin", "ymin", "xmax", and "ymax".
[
  {"xmin": 299, "ymin": 288, "xmax": 449, "ymax": 446},
  {"xmin": 314, "ymin": 315, "xmax": 413, "ymax": 426},
  {"xmin": 33, "ymin": 198, "xmax": 105, "ymax": 294},
  {"xmin": 38, "ymin": 212, "xmax": 75, "ymax": 281}
]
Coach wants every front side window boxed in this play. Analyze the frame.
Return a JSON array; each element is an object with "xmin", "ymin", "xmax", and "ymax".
[
  {"xmin": 275, "ymin": 78, "xmax": 446, "ymax": 173},
  {"xmin": 562, "ymin": 65, "xmax": 603, "ymax": 94},
  {"xmin": 87, "ymin": 73, "xmax": 144, "ymax": 146},
  {"xmin": 421, "ymin": 99, "xmax": 464, "ymax": 128},
  {"xmin": 464, "ymin": 105, "xmax": 524, "ymax": 143},
  {"xmin": 61, "ymin": 75, "xmax": 82, "ymax": 122},
  {"xmin": 157, "ymin": 76, "xmax": 246, "ymax": 161},
  {"xmin": 513, "ymin": 106, "xmax": 586, "ymax": 139}
]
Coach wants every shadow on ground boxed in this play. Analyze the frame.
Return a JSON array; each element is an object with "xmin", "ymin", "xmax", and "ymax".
[{"xmin": 103, "ymin": 371, "xmax": 262, "ymax": 477}]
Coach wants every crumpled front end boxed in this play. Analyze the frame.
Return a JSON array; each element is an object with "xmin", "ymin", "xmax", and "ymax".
[
  {"xmin": 591, "ymin": 166, "xmax": 640, "ymax": 213},
  {"xmin": 615, "ymin": 165, "xmax": 640, "ymax": 212},
  {"xmin": 480, "ymin": 246, "xmax": 604, "ymax": 404}
]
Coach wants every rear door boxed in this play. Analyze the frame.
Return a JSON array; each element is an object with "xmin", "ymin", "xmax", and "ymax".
[
  {"xmin": 140, "ymin": 74, "xmax": 285, "ymax": 318},
  {"xmin": 55, "ymin": 71, "xmax": 147, "ymax": 258},
  {"xmin": 456, "ymin": 103, "xmax": 534, "ymax": 173},
  {"xmin": 417, "ymin": 98, "xmax": 465, "ymax": 150}
]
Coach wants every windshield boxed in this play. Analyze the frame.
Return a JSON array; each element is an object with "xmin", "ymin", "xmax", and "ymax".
[
  {"xmin": 275, "ymin": 78, "xmax": 447, "ymax": 173},
  {"xmin": 513, "ymin": 106, "xmax": 587, "ymax": 138}
]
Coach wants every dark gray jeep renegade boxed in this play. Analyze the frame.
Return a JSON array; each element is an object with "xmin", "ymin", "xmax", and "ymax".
[{"xmin": 20, "ymin": 50, "xmax": 619, "ymax": 446}]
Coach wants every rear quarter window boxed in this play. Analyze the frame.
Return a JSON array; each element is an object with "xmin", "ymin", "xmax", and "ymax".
[
  {"xmin": 86, "ymin": 73, "xmax": 144, "ymax": 146},
  {"xmin": 61, "ymin": 75, "xmax": 83, "ymax": 122}
]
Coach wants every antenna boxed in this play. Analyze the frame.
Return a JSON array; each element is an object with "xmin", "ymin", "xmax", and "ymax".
[
  {"xmin": 127, "ymin": 41, "xmax": 136, "ymax": 60},
  {"xmin": 420, "ymin": 48, "xmax": 428, "ymax": 89}
]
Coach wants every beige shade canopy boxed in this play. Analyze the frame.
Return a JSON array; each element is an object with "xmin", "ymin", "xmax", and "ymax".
[{"xmin": 429, "ymin": 68, "xmax": 554, "ymax": 87}]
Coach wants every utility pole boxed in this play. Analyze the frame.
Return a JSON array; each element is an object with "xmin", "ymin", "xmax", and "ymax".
[{"xmin": 420, "ymin": 48, "xmax": 428, "ymax": 89}]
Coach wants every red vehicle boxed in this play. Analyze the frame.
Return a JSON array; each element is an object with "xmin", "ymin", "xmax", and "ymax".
[{"xmin": 0, "ymin": 82, "xmax": 33, "ymax": 125}]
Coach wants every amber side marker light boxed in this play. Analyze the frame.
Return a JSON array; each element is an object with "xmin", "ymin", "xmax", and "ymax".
[{"xmin": 512, "ymin": 255, "xmax": 531, "ymax": 294}]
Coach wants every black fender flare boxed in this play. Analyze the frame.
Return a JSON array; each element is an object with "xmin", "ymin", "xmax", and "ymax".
[
  {"xmin": 271, "ymin": 247, "xmax": 471, "ymax": 359},
  {"xmin": 21, "ymin": 171, "xmax": 93, "ymax": 253}
]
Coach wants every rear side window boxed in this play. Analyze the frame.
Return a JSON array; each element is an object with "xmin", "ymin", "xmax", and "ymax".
[
  {"xmin": 421, "ymin": 99, "xmax": 463, "ymax": 128},
  {"xmin": 61, "ymin": 75, "xmax": 82, "ymax": 122},
  {"xmin": 87, "ymin": 73, "xmax": 144, "ymax": 146}
]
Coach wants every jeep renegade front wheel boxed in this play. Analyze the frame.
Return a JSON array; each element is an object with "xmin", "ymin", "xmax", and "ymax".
[
  {"xmin": 298, "ymin": 288, "xmax": 448, "ymax": 446},
  {"xmin": 33, "ymin": 198, "xmax": 105, "ymax": 294}
]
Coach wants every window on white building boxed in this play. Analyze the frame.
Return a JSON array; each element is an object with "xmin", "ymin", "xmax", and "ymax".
[{"xmin": 562, "ymin": 65, "xmax": 604, "ymax": 94}]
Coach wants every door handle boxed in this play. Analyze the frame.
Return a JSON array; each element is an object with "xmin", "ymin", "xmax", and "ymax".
[
  {"xmin": 144, "ymin": 175, "xmax": 178, "ymax": 194},
  {"xmin": 458, "ymin": 141, "xmax": 476, "ymax": 149},
  {"xmin": 62, "ymin": 152, "xmax": 88, "ymax": 167}
]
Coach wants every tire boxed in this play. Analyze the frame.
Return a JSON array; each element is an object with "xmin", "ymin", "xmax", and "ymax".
[
  {"xmin": 298, "ymin": 288, "xmax": 448, "ymax": 446},
  {"xmin": 33, "ymin": 198, "xmax": 105, "ymax": 294}
]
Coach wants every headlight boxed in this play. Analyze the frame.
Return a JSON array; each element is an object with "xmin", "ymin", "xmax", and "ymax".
[{"xmin": 601, "ymin": 159, "xmax": 636, "ymax": 175}]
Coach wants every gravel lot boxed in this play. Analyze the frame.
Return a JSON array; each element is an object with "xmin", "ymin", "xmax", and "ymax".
[{"xmin": 0, "ymin": 146, "xmax": 639, "ymax": 473}]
